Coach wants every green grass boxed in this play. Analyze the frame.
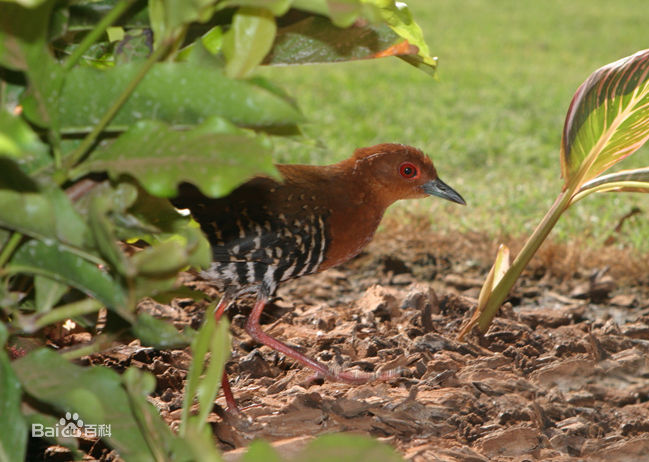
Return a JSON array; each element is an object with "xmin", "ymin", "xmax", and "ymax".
[{"xmin": 260, "ymin": 0, "xmax": 649, "ymax": 250}]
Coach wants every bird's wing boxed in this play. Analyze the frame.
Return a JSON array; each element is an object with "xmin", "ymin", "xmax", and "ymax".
[{"xmin": 172, "ymin": 181, "xmax": 305, "ymax": 267}]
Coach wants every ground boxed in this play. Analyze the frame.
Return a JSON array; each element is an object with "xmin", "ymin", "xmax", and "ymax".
[{"xmin": 39, "ymin": 219, "xmax": 649, "ymax": 461}]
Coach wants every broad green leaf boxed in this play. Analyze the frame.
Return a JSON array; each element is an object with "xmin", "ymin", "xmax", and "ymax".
[
  {"xmin": 560, "ymin": 49, "xmax": 649, "ymax": 187},
  {"xmin": 196, "ymin": 319, "xmax": 229, "ymax": 425},
  {"xmin": 223, "ymin": 7, "xmax": 277, "ymax": 78},
  {"xmin": 75, "ymin": 119, "xmax": 276, "ymax": 198},
  {"xmin": 0, "ymin": 1, "xmax": 53, "ymax": 71},
  {"xmin": 7, "ymin": 240, "xmax": 127, "ymax": 312},
  {"xmin": 29, "ymin": 298, "xmax": 103, "ymax": 332},
  {"xmin": 19, "ymin": 52, "xmax": 63, "ymax": 129},
  {"xmin": 297, "ymin": 433, "xmax": 403, "ymax": 462},
  {"xmin": 180, "ymin": 314, "xmax": 229, "ymax": 434},
  {"xmin": 121, "ymin": 368, "xmax": 179, "ymax": 461},
  {"xmin": 176, "ymin": 26, "xmax": 223, "ymax": 61},
  {"xmin": 149, "ymin": 0, "xmax": 221, "ymax": 47},
  {"xmin": 13, "ymin": 348, "xmax": 161, "ymax": 462},
  {"xmin": 120, "ymin": 185, "xmax": 191, "ymax": 236},
  {"xmin": 0, "ymin": 156, "xmax": 39, "ymax": 191},
  {"xmin": 146, "ymin": 285, "xmax": 206, "ymax": 304},
  {"xmin": 2, "ymin": 0, "xmax": 50, "ymax": 6},
  {"xmin": 0, "ymin": 175, "xmax": 89, "ymax": 248},
  {"xmin": 131, "ymin": 313, "xmax": 190, "ymax": 351},
  {"xmin": 219, "ymin": 0, "xmax": 290, "ymax": 16},
  {"xmin": 47, "ymin": 187, "xmax": 89, "ymax": 247},
  {"xmin": 0, "ymin": 110, "xmax": 50, "ymax": 173},
  {"xmin": 180, "ymin": 301, "xmax": 219, "ymax": 433},
  {"xmin": 88, "ymin": 195, "xmax": 134, "ymax": 277},
  {"xmin": 121, "ymin": 187, "xmax": 212, "ymax": 270},
  {"xmin": 572, "ymin": 167, "xmax": 649, "ymax": 202},
  {"xmin": 362, "ymin": 0, "xmax": 437, "ymax": 75},
  {"xmin": 131, "ymin": 239, "xmax": 193, "ymax": 276},
  {"xmin": 241, "ymin": 440, "xmax": 282, "ymax": 462},
  {"xmin": 0, "ymin": 348, "xmax": 27, "ymax": 462},
  {"xmin": 34, "ymin": 275, "xmax": 68, "ymax": 313},
  {"xmin": 51, "ymin": 62, "xmax": 302, "ymax": 135},
  {"xmin": 0, "ymin": 189, "xmax": 87, "ymax": 248},
  {"xmin": 264, "ymin": 15, "xmax": 413, "ymax": 66}
]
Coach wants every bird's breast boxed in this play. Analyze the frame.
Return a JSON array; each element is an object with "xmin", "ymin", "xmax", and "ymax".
[{"xmin": 319, "ymin": 207, "xmax": 384, "ymax": 270}]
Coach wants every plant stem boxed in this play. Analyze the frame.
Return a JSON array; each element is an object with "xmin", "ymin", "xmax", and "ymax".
[
  {"xmin": 34, "ymin": 298, "xmax": 103, "ymax": 330},
  {"xmin": 63, "ymin": 0, "xmax": 134, "ymax": 72},
  {"xmin": 60, "ymin": 333, "xmax": 117, "ymax": 360},
  {"xmin": 62, "ymin": 40, "xmax": 172, "ymax": 172},
  {"xmin": 477, "ymin": 189, "xmax": 573, "ymax": 332},
  {"xmin": 0, "ymin": 232, "xmax": 23, "ymax": 267}
]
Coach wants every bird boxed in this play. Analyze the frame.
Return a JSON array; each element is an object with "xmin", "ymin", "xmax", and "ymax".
[{"xmin": 171, "ymin": 143, "xmax": 465, "ymax": 412}]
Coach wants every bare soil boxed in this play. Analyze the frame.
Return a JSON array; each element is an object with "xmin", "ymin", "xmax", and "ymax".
[{"xmin": 42, "ymin": 222, "xmax": 649, "ymax": 461}]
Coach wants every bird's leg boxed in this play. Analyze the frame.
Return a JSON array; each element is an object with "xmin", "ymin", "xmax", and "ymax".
[
  {"xmin": 213, "ymin": 293, "xmax": 239, "ymax": 413},
  {"xmin": 245, "ymin": 294, "xmax": 396, "ymax": 385}
]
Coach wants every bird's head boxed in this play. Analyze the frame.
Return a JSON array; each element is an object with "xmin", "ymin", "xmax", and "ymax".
[{"xmin": 351, "ymin": 143, "xmax": 466, "ymax": 206}]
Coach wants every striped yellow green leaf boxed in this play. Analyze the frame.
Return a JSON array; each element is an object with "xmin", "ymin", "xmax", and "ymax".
[{"xmin": 560, "ymin": 49, "xmax": 649, "ymax": 187}]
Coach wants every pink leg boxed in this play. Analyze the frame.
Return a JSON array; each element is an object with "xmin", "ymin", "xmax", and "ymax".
[
  {"xmin": 245, "ymin": 296, "xmax": 397, "ymax": 384},
  {"xmin": 213, "ymin": 294, "xmax": 240, "ymax": 413}
]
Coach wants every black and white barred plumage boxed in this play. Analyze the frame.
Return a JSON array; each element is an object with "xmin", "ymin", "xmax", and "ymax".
[{"xmin": 172, "ymin": 178, "xmax": 331, "ymax": 299}]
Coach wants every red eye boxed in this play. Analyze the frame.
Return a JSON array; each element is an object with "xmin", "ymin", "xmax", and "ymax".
[{"xmin": 399, "ymin": 162, "xmax": 418, "ymax": 179}]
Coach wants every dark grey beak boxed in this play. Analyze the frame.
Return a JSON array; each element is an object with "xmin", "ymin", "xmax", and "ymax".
[{"xmin": 421, "ymin": 178, "xmax": 466, "ymax": 205}]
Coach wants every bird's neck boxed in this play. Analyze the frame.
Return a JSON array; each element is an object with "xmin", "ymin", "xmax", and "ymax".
[
  {"xmin": 277, "ymin": 161, "xmax": 393, "ymax": 271},
  {"xmin": 317, "ymin": 162, "xmax": 391, "ymax": 270}
]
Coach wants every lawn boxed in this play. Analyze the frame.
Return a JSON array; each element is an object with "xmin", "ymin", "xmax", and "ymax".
[{"xmin": 260, "ymin": 0, "xmax": 649, "ymax": 250}]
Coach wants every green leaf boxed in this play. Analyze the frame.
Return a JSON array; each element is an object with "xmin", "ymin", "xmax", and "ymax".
[
  {"xmin": 196, "ymin": 319, "xmax": 229, "ymax": 425},
  {"xmin": 0, "ymin": 348, "xmax": 27, "ymax": 462},
  {"xmin": 7, "ymin": 239, "xmax": 127, "ymax": 312},
  {"xmin": 30, "ymin": 298, "xmax": 103, "ymax": 332},
  {"xmin": 149, "ymin": 0, "xmax": 222, "ymax": 47},
  {"xmin": 0, "ymin": 188, "xmax": 88, "ymax": 248},
  {"xmin": 241, "ymin": 440, "xmax": 282, "ymax": 462},
  {"xmin": 121, "ymin": 368, "xmax": 180, "ymax": 462},
  {"xmin": 88, "ymin": 194, "xmax": 134, "ymax": 277},
  {"xmin": 131, "ymin": 313, "xmax": 190, "ymax": 349},
  {"xmin": 75, "ymin": 119, "xmax": 276, "ymax": 198},
  {"xmin": 52, "ymin": 62, "xmax": 302, "ymax": 135},
  {"xmin": 180, "ymin": 303, "xmax": 230, "ymax": 435},
  {"xmin": 3, "ymin": 0, "xmax": 50, "ymax": 6},
  {"xmin": 264, "ymin": 15, "xmax": 412, "ymax": 66},
  {"xmin": 560, "ymin": 49, "xmax": 649, "ymax": 187},
  {"xmin": 19, "ymin": 53, "xmax": 63, "ymax": 129},
  {"xmin": 0, "ymin": 110, "xmax": 50, "ymax": 173},
  {"xmin": 325, "ymin": 0, "xmax": 368, "ymax": 28},
  {"xmin": 131, "ymin": 239, "xmax": 192, "ymax": 276},
  {"xmin": 0, "ymin": 156, "xmax": 39, "ymax": 191},
  {"xmin": 177, "ymin": 26, "xmax": 223, "ymax": 61},
  {"xmin": 0, "ymin": 1, "xmax": 53, "ymax": 71},
  {"xmin": 572, "ymin": 167, "xmax": 649, "ymax": 202},
  {"xmin": 297, "ymin": 433, "xmax": 404, "ymax": 462},
  {"xmin": 34, "ymin": 275, "xmax": 68, "ymax": 313},
  {"xmin": 223, "ymin": 7, "xmax": 277, "ymax": 78},
  {"xmin": 13, "ymin": 348, "xmax": 162, "ymax": 462},
  {"xmin": 363, "ymin": 0, "xmax": 437, "ymax": 75},
  {"xmin": 219, "ymin": 0, "xmax": 291, "ymax": 16}
]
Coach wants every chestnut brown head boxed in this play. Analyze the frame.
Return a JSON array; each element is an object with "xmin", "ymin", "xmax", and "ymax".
[{"xmin": 351, "ymin": 143, "xmax": 466, "ymax": 206}]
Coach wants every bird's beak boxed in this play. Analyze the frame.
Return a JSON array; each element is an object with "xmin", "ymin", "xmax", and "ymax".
[{"xmin": 421, "ymin": 178, "xmax": 466, "ymax": 205}]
